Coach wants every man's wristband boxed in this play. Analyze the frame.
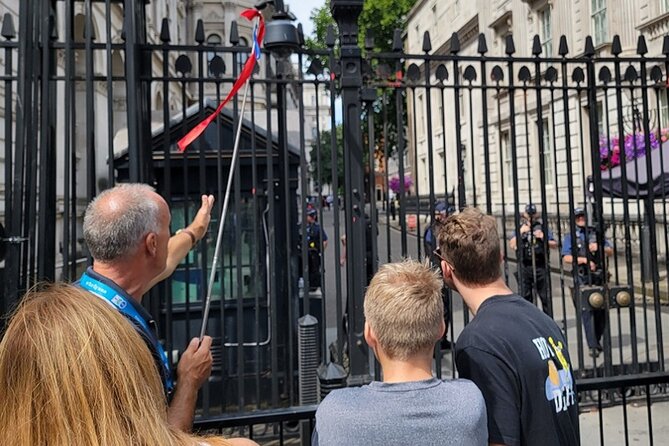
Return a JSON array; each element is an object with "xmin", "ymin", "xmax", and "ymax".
[{"xmin": 176, "ymin": 228, "xmax": 197, "ymax": 249}]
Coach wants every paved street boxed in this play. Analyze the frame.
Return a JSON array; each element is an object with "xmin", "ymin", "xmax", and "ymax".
[{"xmin": 312, "ymin": 207, "xmax": 669, "ymax": 444}]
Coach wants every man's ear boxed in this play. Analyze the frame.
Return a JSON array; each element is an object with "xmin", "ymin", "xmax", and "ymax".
[
  {"xmin": 437, "ymin": 318, "xmax": 446, "ymax": 341},
  {"xmin": 441, "ymin": 259, "xmax": 451, "ymax": 281},
  {"xmin": 364, "ymin": 321, "xmax": 377, "ymax": 350},
  {"xmin": 145, "ymin": 232, "xmax": 158, "ymax": 256}
]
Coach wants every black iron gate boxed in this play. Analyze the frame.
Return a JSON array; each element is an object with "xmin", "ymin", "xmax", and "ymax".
[{"xmin": 1, "ymin": 0, "xmax": 669, "ymax": 443}]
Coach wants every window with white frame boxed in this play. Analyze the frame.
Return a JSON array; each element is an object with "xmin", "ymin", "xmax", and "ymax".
[
  {"xmin": 659, "ymin": 89, "xmax": 669, "ymax": 127},
  {"xmin": 596, "ymin": 101, "xmax": 605, "ymax": 136},
  {"xmin": 591, "ymin": 0, "xmax": 607, "ymax": 46},
  {"xmin": 418, "ymin": 93, "xmax": 425, "ymax": 136},
  {"xmin": 439, "ymin": 152, "xmax": 445, "ymax": 186},
  {"xmin": 502, "ymin": 131, "xmax": 512, "ymax": 189},
  {"xmin": 663, "ymin": 0, "xmax": 669, "ymax": 14},
  {"xmin": 540, "ymin": 7, "xmax": 552, "ymax": 57},
  {"xmin": 542, "ymin": 119, "xmax": 554, "ymax": 186}
]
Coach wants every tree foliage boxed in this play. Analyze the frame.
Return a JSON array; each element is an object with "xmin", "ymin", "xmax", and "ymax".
[
  {"xmin": 309, "ymin": 125, "xmax": 344, "ymax": 193},
  {"xmin": 305, "ymin": 0, "xmax": 417, "ymax": 53},
  {"xmin": 305, "ymin": 0, "xmax": 416, "ymax": 165}
]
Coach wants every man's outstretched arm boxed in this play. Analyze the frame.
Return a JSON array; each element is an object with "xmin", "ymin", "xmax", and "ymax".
[{"xmin": 148, "ymin": 194, "xmax": 215, "ymax": 289}]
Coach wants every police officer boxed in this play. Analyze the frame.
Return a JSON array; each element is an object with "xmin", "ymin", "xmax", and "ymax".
[
  {"xmin": 561, "ymin": 207, "xmax": 613, "ymax": 358},
  {"xmin": 425, "ymin": 201, "xmax": 454, "ymax": 350},
  {"xmin": 509, "ymin": 203, "xmax": 557, "ymax": 316},
  {"xmin": 304, "ymin": 208, "xmax": 328, "ymax": 292}
]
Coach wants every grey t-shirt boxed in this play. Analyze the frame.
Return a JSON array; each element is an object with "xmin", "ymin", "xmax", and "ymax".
[{"xmin": 312, "ymin": 377, "xmax": 487, "ymax": 446}]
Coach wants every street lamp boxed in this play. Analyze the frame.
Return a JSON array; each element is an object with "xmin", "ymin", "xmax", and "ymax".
[{"xmin": 256, "ymin": 0, "xmax": 300, "ymax": 58}]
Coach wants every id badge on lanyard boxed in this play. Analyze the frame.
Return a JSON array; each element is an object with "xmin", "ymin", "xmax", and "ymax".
[{"xmin": 79, "ymin": 272, "xmax": 174, "ymax": 392}]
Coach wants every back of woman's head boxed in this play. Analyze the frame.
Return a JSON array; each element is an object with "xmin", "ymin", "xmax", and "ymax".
[{"xmin": 0, "ymin": 283, "xmax": 182, "ymax": 446}]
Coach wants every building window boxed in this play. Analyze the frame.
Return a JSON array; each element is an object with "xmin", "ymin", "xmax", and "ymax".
[
  {"xmin": 659, "ymin": 89, "xmax": 669, "ymax": 127},
  {"xmin": 591, "ymin": 0, "xmax": 607, "ymax": 46},
  {"xmin": 542, "ymin": 119, "xmax": 554, "ymax": 187},
  {"xmin": 540, "ymin": 7, "xmax": 552, "ymax": 57},
  {"xmin": 439, "ymin": 152, "xmax": 445, "ymax": 187},
  {"xmin": 502, "ymin": 131, "xmax": 512, "ymax": 189},
  {"xmin": 421, "ymin": 157, "xmax": 427, "ymax": 180},
  {"xmin": 206, "ymin": 34, "xmax": 222, "ymax": 77},
  {"xmin": 596, "ymin": 101, "xmax": 605, "ymax": 136},
  {"xmin": 663, "ymin": 0, "xmax": 669, "ymax": 14},
  {"xmin": 418, "ymin": 93, "xmax": 425, "ymax": 136}
]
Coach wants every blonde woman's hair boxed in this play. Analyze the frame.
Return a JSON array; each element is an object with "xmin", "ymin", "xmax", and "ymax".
[
  {"xmin": 0, "ymin": 283, "xmax": 232, "ymax": 446},
  {"xmin": 437, "ymin": 206, "xmax": 502, "ymax": 286},
  {"xmin": 364, "ymin": 259, "xmax": 443, "ymax": 359}
]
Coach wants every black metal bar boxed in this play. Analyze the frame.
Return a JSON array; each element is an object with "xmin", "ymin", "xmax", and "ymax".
[
  {"xmin": 124, "ymin": 0, "xmax": 146, "ymax": 182},
  {"xmin": 15, "ymin": 0, "xmax": 36, "ymax": 294},
  {"xmin": 396, "ymin": 63, "xmax": 408, "ymax": 257},
  {"xmin": 585, "ymin": 48, "xmax": 614, "ymax": 375},
  {"xmin": 559, "ymin": 39, "xmax": 585, "ymax": 369},
  {"xmin": 646, "ymin": 384, "xmax": 653, "ymax": 446},
  {"xmin": 36, "ymin": 0, "xmax": 56, "ymax": 281},
  {"xmin": 383, "ymin": 90, "xmax": 392, "ymax": 263},
  {"xmin": 276, "ymin": 58, "xmax": 294, "ymax": 405},
  {"xmin": 575, "ymin": 371, "xmax": 669, "ymax": 391},
  {"xmin": 67, "ymin": 2, "xmax": 77, "ymax": 281},
  {"xmin": 479, "ymin": 39, "xmax": 492, "ymax": 213},
  {"xmin": 494, "ymin": 79, "xmax": 510, "ymax": 283},
  {"xmin": 453, "ymin": 56, "xmax": 465, "ymax": 210},
  {"xmin": 2, "ymin": 22, "xmax": 13, "ymax": 285},
  {"xmin": 193, "ymin": 406, "xmax": 317, "ymax": 430},
  {"xmin": 84, "ymin": 0, "xmax": 95, "ymax": 201},
  {"xmin": 332, "ymin": 0, "xmax": 370, "ymax": 384},
  {"xmin": 637, "ymin": 48, "xmax": 665, "ymax": 371},
  {"xmin": 612, "ymin": 41, "xmax": 638, "ymax": 371},
  {"xmin": 249, "ymin": 77, "xmax": 262, "ymax": 410},
  {"xmin": 466, "ymin": 77, "xmax": 477, "ymax": 208},
  {"xmin": 104, "ymin": 0, "xmax": 114, "ymax": 186},
  {"xmin": 534, "ymin": 47, "xmax": 552, "ymax": 318},
  {"xmin": 264, "ymin": 54, "xmax": 279, "ymax": 408},
  {"xmin": 328, "ymin": 44, "xmax": 344, "ymax": 367},
  {"xmin": 547, "ymin": 79, "xmax": 569, "ymax": 346},
  {"xmin": 410, "ymin": 86, "xmax": 421, "ymax": 258}
]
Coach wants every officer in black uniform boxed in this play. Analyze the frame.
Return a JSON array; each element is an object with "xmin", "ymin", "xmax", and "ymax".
[
  {"xmin": 561, "ymin": 207, "xmax": 613, "ymax": 358},
  {"xmin": 303, "ymin": 208, "xmax": 328, "ymax": 291},
  {"xmin": 425, "ymin": 201, "xmax": 455, "ymax": 350},
  {"xmin": 509, "ymin": 203, "xmax": 557, "ymax": 316}
]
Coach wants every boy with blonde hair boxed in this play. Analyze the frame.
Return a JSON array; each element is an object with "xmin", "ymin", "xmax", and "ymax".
[{"xmin": 312, "ymin": 260, "xmax": 487, "ymax": 446}]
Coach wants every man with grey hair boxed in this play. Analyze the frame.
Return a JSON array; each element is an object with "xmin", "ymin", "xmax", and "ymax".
[
  {"xmin": 79, "ymin": 183, "xmax": 215, "ymax": 432},
  {"xmin": 312, "ymin": 259, "xmax": 487, "ymax": 446}
]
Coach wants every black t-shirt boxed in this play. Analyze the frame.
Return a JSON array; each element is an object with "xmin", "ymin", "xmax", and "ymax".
[{"xmin": 455, "ymin": 294, "xmax": 579, "ymax": 446}]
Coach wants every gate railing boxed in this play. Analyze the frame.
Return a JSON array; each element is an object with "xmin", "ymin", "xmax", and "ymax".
[{"xmin": 1, "ymin": 1, "xmax": 669, "ymax": 443}]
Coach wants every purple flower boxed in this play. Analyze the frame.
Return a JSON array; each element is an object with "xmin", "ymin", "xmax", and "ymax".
[
  {"xmin": 389, "ymin": 175, "xmax": 413, "ymax": 193},
  {"xmin": 599, "ymin": 129, "xmax": 666, "ymax": 171}
]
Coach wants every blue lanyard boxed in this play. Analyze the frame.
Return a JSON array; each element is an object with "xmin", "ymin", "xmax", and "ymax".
[{"xmin": 79, "ymin": 272, "xmax": 174, "ymax": 393}]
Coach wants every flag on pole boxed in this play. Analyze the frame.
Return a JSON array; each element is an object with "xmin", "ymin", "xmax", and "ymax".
[{"xmin": 177, "ymin": 8, "xmax": 265, "ymax": 152}]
